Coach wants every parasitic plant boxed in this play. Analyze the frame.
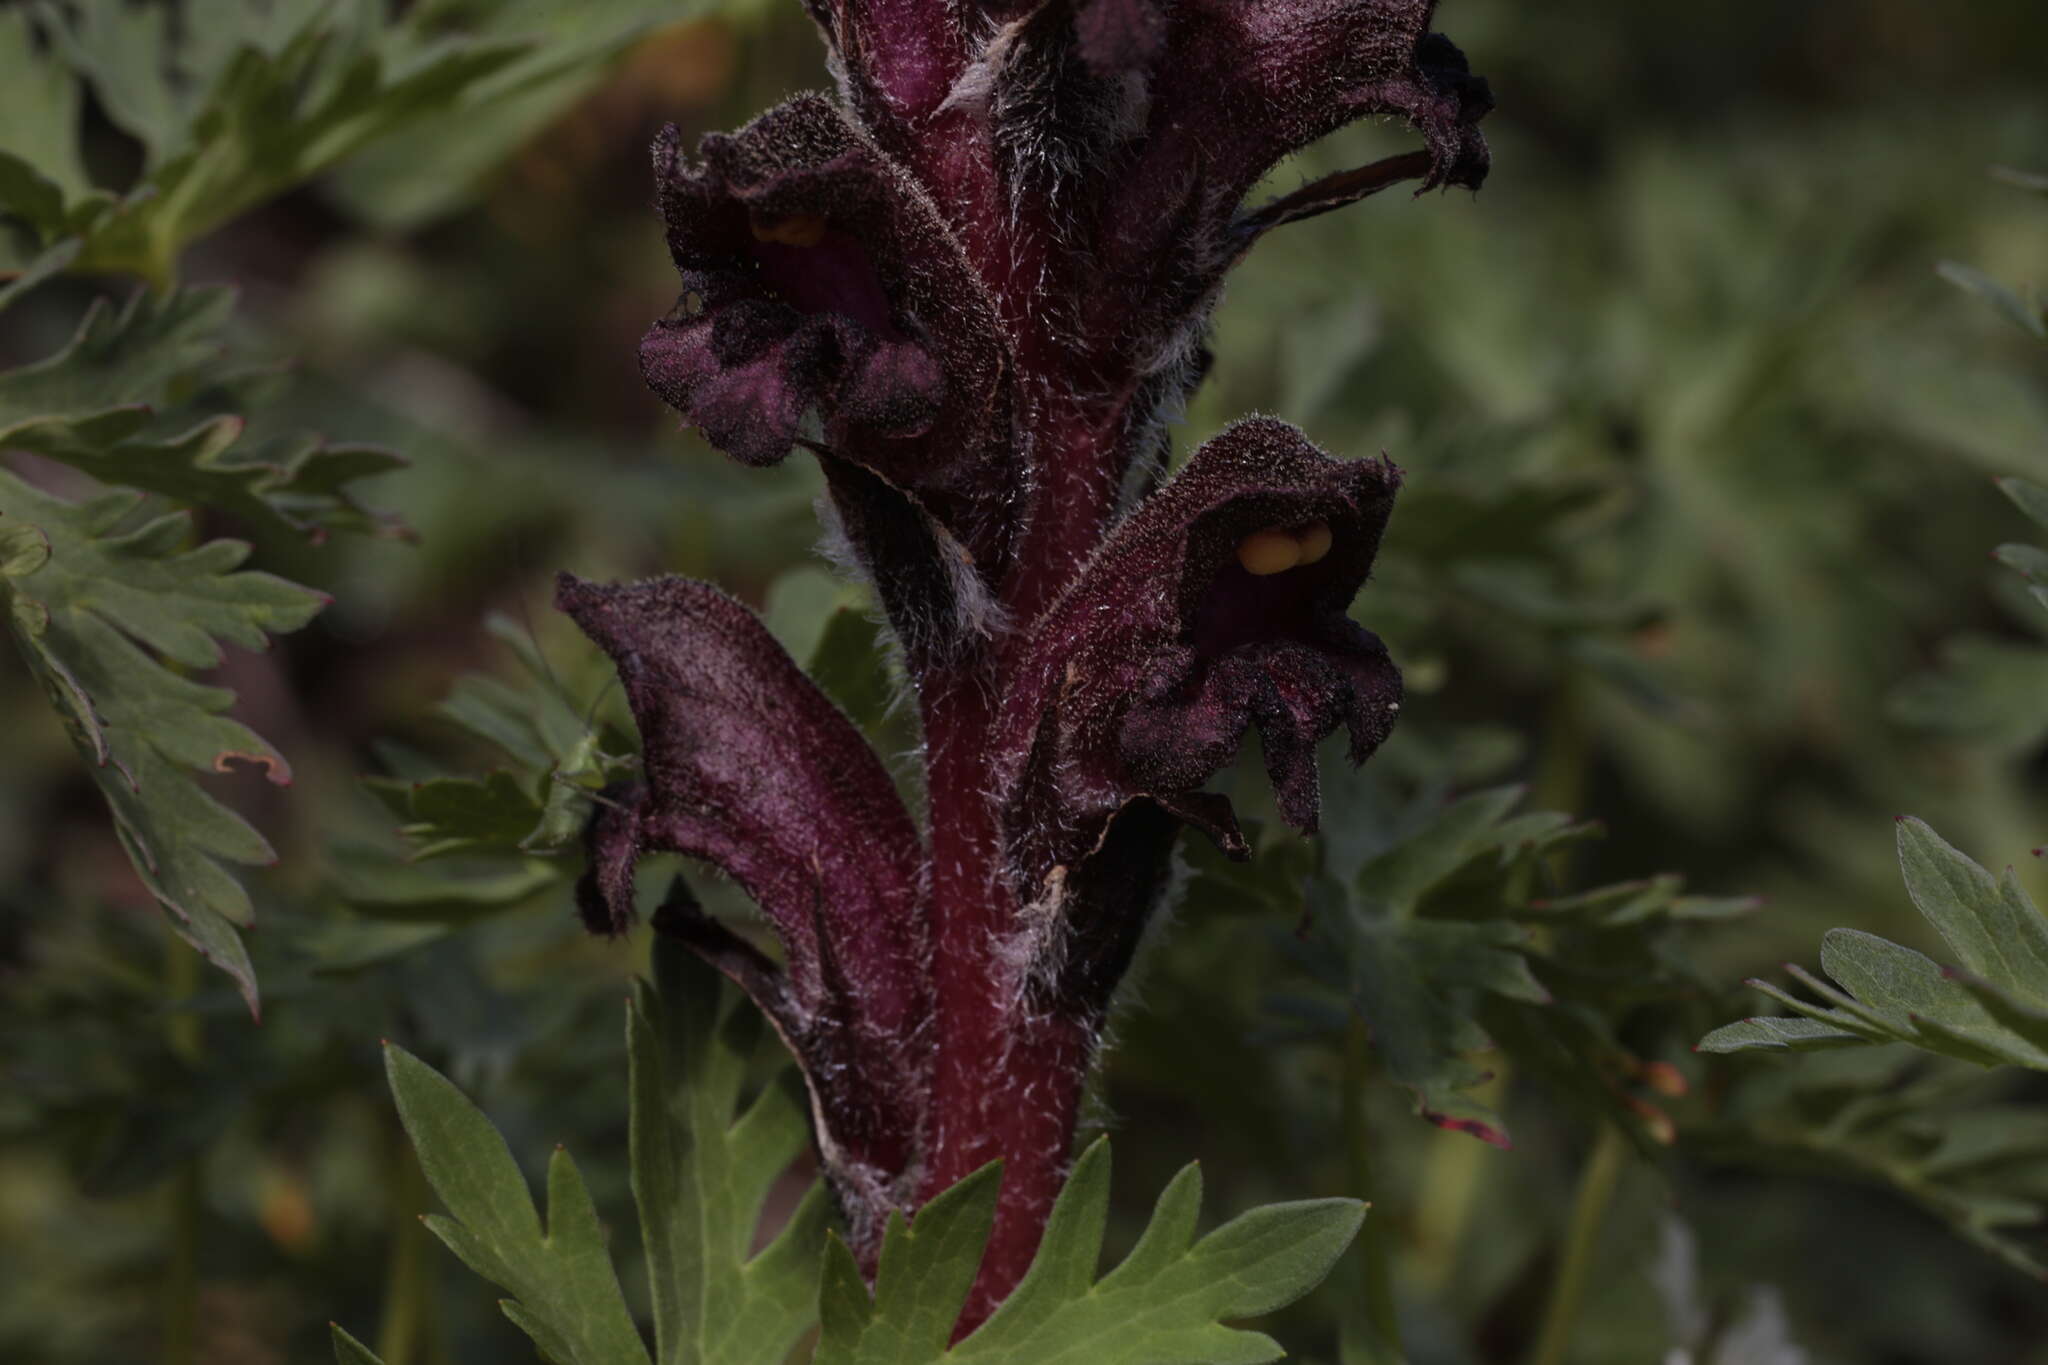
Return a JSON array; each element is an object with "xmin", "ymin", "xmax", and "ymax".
[{"xmin": 560, "ymin": 0, "xmax": 1490, "ymax": 1332}]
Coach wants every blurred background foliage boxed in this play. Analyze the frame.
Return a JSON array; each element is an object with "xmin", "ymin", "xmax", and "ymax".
[{"xmin": 2, "ymin": 1, "xmax": 2046, "ymax": 1362}]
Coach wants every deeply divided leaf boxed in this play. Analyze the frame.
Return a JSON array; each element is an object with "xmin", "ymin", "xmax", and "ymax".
[
  {"xmin": 363, "ymin": 613, "xmax": 634, "ymax": 866},
  {"xmin": 12, "ymin": 0, "xmax": 528, "ymax": 286},
  {"xmin": 1253, "ymin": 783, "xmax": 1733, "ymax": 1145},
  {"xmin": 816, "ymin": 1138, "xmax": 1363, "ymax": 1364},
  {"xmin": 385, "ymin": 1044, "xmax": 651, "ymax": 1365},
  {"xmin": 0, "ymin": 473, "xmax": 324, "ymax": 1012},
  {"xmin": 0, "ymin": 286, "xmax": 407, "ymax": 540},
  {"xmin": 631, "ymin": 938, "xmax": 828, "ymax": 1365}
]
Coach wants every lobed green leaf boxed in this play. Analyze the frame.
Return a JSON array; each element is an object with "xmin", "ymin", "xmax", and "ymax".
[
  {"xmin": 0, "ymin": 472, "xmax": 325, "ymax": 1012},
  {"xmin": 385, "ymin": 1043, "xmax": 652, "ymax": 1365},
  {"xmin": 631, "ymin": 937, "xmax": 828, "ymax": 1365},
  {"xmin": 817, "ymin": 1138, "xmax": 1364, "ymax": 1364}
]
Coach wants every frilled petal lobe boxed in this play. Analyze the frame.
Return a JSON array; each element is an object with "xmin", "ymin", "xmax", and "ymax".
[
  {"xmin": 640, "ymin": 94, "xmax": 1005, "ymax": 490},
  {"xmin": 993, "ymin": 418, "xmax": 1403, "ymax": 887},
  {"xmin": 556, "ymin": 572, "xmax": 928, "ymax": 1242},
  {"xmin": 1180, "ymin": 0, "xmax": 1491, "ymax": 196},
  {"xmin": 955, "ymin": 1, "xmax": 1489, "ymax": 446}
]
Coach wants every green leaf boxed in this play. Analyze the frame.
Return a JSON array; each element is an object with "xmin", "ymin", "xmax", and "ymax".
[
  {"xmin": 631, "ymin": 936, "xmax": 828, "ymax": 1365},
  {"xmin": 328, "ymin": 0, "xmax": 679, "ymax": 231},
  {"xmin": 1993, "ymin": 542, "xmax": 2048, "ymax": 584},
  {"xmin": 1450, "ymin": 560, "xmax": 1654, "ymax": 630},
  {"xmin": 822, "ymin": 1166, "xmax": 1003, "ymax": 1363},
  {"xmin": 1693, "ymin": 1052, "xmax": 2048, "ymax": 1279},
  {"xmin": 1896, "ymin": 817, "xmax": 2048, "ymax": 1000},
  {"xmin": 0, "ymin": 472, "xmax": 325, "ymax": 1013},
  {"xmin": 328, "ymin": 847, "xmax": 560, "ymax": 922},
  {"xmin": 1890, "ymin": 635, "xmax": 2048, "ymax": 753},
  {"xmin": 0, "ymin": 10, "xmax": 79, "ymax": 195},
  {"xmin": 4, "ymin": 0, "xmax": 542, "ymax": 288},
  {"xmin": 1321, "ymin": 885, "xmax": 1543, "ymax": 1146},
  {"xmin": 0, "ymin": 286, "xmax": 407, "ymax": 538},
  {"xmin": 1938, "ymin": 261, "xmax": 2046, "ymax": 340},
  {"xmin": 816, "ymin": 1138, "xmax": 1364, "ymax": 1364},
  {"xmin": 1999, "ymin": 478, "xmax": 2048, "ymax": 535},
  {"xmin": 1239, "ymin": 782, "xmax": 1726, "ymax": 1145},
  {"xmin": 1819, "ymin": 929, "xmax": 2047, "ymax": 1067},
  {"xmin": 385, "ymin": 1044, "xmax": 652, "ymax": 1365},
  {"xmin": 331, "ymin": 1324, "xmax": 386, "ymax": 1365},
  {"xmin": 351, "ymin": 613, "xmax": 635, "ymax": 893},
  {"xmin": 1355, "ymin": 784, "xmax": 1526, "ymax": 915},
  {"xmin": 0, "ymin": 236, "xmax": 82, "ymax": 314},
  {"xmin": 367, "ymin": 769, "xmax": 551, "ymax": 860},
  {"xmin": 0, "ymin": 286, "xmax": 233, "ymax": 420},
  {"xmin": 1696, "ymin": 1015, "xmax": 1868, "ymax": 1054},
  {"xmin": 1700, "ymin": 819, "xmax": 2048, "ymax": 1070}
]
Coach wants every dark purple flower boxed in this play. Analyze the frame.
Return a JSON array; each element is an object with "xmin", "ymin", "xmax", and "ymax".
[
  {"xmin": 639, "ymin": 95, "xmax": 1008, "ymax": 496},
  {"xmin": 572, "ymin": 0, "xmax": 1487, "ymax": 1334},
  {"xmin": 995, "ymin": 418, "xmax": 1403, "ymax": 890},
  {"xmin": 556, "ymin": 574, "xmax": 928, "ymax": 1247}
]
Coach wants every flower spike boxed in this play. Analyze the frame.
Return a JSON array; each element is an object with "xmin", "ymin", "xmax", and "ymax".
[{"xmin": 587, "ymin": 0, "xmax": 1486, "ymax": 1332}]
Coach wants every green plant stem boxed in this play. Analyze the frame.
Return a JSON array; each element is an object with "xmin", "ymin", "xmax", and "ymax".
[
  {"xmin": 163, "ymin": 936, "xmax": 202, "ymax": 1365},
  {"xmin": 1342, "ymin": 1018, "xmax": 1402, "ymax": 1362},
  {"xmin": 1524, "ymin": 1124, "xmax": 1628, "ymax": 1365},
  {"xmin": 376, "ymin": 1135, "xmax": 440, "ymax": 1365}
]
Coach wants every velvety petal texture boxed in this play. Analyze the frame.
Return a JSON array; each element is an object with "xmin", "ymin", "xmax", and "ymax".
[
  {"xmin": 994, "ymin": 417, "xmax": 1403, "ymax": 888},
  {"xmin": 555, "ymin": 572, "xmax": 928, "ymax": 1248},
  {"xmin": 640, "ymin": 95, "xmax": 1007, "ymax": 492}
]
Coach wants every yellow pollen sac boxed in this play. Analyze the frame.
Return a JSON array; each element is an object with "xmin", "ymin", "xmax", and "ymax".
[
  {"xmin": 750, "ymin": 213, "xmax": 828, "ymax": 247},
  {"xmin": 1294, "ymin": 519, "xmax": 1333, "ymax": 564},
  {"xmin": 1236, "ymin": 528, "xmax": 1302, "ymax": 576}
]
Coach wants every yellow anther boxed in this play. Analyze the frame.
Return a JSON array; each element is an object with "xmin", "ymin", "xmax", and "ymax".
[
  {"xmin": 1236, "ymin": 528, "xmax": 1302, "ymax": 576},
  {"xmin": 750, "ymin": 213, "xmax": 828, "ymax": 247},
  {"xmin": 1295, "ymin": 519, "xmax": 1333, "ymax": 565}
]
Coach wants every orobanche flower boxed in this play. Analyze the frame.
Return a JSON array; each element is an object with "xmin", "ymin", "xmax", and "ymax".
[{"xmin": 567, "ymin": 0, "xmax": 1489, "ymax": 1332}]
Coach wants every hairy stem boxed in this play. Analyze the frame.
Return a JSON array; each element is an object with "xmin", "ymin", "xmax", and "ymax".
[{"xmin": 917, "ymin": 668, "xmax": 1091, "ymax": 1335}]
